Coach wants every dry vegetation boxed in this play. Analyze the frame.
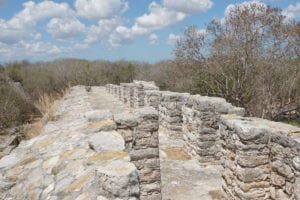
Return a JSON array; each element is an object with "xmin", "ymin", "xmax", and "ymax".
[{"xmin": 0, "ymin": 3, "xmax": 299, "ymax": 130}]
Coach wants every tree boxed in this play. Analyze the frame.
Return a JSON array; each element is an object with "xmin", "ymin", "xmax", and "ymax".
[{"xmin": 174, "ymin": 2, "xmax": 300, "ymax": 119}]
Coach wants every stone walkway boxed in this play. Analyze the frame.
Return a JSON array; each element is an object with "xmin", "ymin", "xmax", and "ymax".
[
  {"xmin": 159, "ymin": 128, "xmax": 223, "ymax": 200},
  {"xmin": 0, "ymin": 86, "xmax": 138, "ymax": 200},
  {"xmin": 0, "ymin": 86, "xmax": 223, "ymax": 200}
]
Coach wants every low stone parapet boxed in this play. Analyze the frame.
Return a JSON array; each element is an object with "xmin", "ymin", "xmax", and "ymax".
[
  {"xmin": 115, "ymin": 107, "xmax": 161, "ymax": 200},
  {"xmin": 220, "ymin": 115, "xmax": 300, "ymax": 200},
  {"xmin": 133, "ymin": 80, "xmax": 159, "ymax": 109},
  {"xmin": 159, "ymin": 91, "xmax": 190, "ymax": 132},
  {"xmin": 182, "ymin": 95, "xmax": 245, "ymax": 164},
  {"xmin": 144, "ymin": 90, "xmax": 162, "ymax": 111}
]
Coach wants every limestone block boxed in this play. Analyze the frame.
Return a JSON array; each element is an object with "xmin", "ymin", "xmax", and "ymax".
[
  {"xmin": 84, "ymin": 109, "xmax": 113, "ymax": 122},
  {"xmin": 96, "ymin": 160, "xmax": 139, "ymax": 199},
  {"xmin": 130, "ymin": 148, "xmax": 159, "ymax": 161},
  {"xmin": 88, "ymin": 120, "xmax": 117, "ymax": 132},
  {"xmin": 114, "ymin": 112, "xmax": 138, "ymax": 128},
  {"xmin": 88, "ymin": 131, "xmax": 125, "ymax": 152}
]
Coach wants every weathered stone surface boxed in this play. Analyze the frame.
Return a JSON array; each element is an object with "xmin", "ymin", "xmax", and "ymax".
[
  {"xmin": 220, "ymin": 114, "xmax": 300, "ymax": 200},
  {"xmin": 96, "ymin": 160, "xmax": 139, "ymax": 199},
  {"xmin": 182, "ymin": 95, "xmax": 244, "ymax": 164},
  {"xmin": 88, "ymin": 131, "xmax": 125, "ymax": 152},
  {"xmin": 0, "ymin": 86, "xmax": 138, "ymax": 200},
  {"xmin": 84, "ymin": 109, "xmax": 113, "ymax": 122},
  {"xmin": 88, "ymin": 120, "xmax": 117, "ymax": 132},
  {"xmin": 114, "ymin": 112, "xmax": 138, "ymax": 128},
  {"xmin": 0, "ymin": 153, "xmax": 20, "ymax": 170}
]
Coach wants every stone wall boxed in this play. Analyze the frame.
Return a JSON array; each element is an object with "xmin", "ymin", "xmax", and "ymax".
[
  {"xmin": 133, "ymin": 81, "xmax": 159, "ymax": 109},
  {"xmin": 182, "ymin": 95, "xmax": 245, "ymax": 164},
  {"xmin": 105, "ymin": 81, "xmax": 300, "ymax": 200},
  {"xmin": 220, "ymin": 115, "xmax": 300, "ymax": 200},
  {"xmin": 159, "ymin": 91, "xmax": 189, "ymax": 132},
  {"xmin": 114, "ymin": 107, "xmax": 161, "ymax": 200},
  {"xmin": 144, "ymin": 90, "xmax": 162, "ymax": 111}
]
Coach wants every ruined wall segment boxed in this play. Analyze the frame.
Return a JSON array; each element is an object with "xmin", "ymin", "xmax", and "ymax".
[
  {"xmin": 159, "ymin": 92, "xmax": 190, "ymax": 132},
  {"xmin": 106, "ymin": 81, "xmax": 300, "ymax": 200},
  {"xmin": 114, "ymin": 107, "xmax": 161, "ymax": 200},
  {"xmin": 144, "ymin": 90, "xmax": 162, "ymax": 111},
  {"xmin": 133, "ymin": 80, "xmax": 159, "ymax": 109},
  {"xmin": 220, "ymin": 115, "xmax": 300, "ymax": 200},
  {"xmin": 182, "ymin": 95, "xmax": 245, "ymax": 164}
]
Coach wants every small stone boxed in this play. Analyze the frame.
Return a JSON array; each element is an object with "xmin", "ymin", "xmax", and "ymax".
[
  {"xmin": 43, "ymin": 156, "xmax": 60, "ymax": 170},
  {"xmin": 87, "ymin": 151, "xmax": 128, "ymax": 162},
  {"xmin": 25, "ymin": 159, "xmax": 43, "ymax": 169},
  {"xmin": 75, "ymin": 192, "xmax": 92, "ymax": 200},
  {"xmin": 272, "ymin": 160, "xmax": 294, "ymax": 180},
  {"xmin": 0, "ymin": 153, "xmax": 20, "ymax": 169},
  {"xmin": 41, "ymin": 183, "xmax": 55, "ymax": 198},
  {"xmin": 84, "ymin": 109, "xmax": 112, "ymax": 122},
  {"xmin": 34, "ymin": 139, "xmax": 55, "ymax": 148},
  {"xmin": 19, "ymin": 157, "xmax": 38, "ymax": 166},
  {"xmin": 293, "ymin": 156, "xmax": 300, "ymax": 171},
  {"xmin": 4, "ymin": 165, "xmax": 23, "ymax": 176},
  {"xmin": 9, "ymin": 183, "xmax": 24, "ymax": 196},
  {"xmin": 294, "ymin": 177, "xmax": 300, "ymax": 200},
  {"xmin": 64, "ymin": 172, "xmax": 94, "ymax": 193},
  {"xmin": 96, "ymin": 160, "xmax": 139, "ymax": 198},
  {"xmin": 61, "ymin": 149, "xmax": 87, "ymax": 160},
  {"xmin": 88, "ymin": 131, "xmax": 125, "ymax": 152},
  {"xmin": 97, "ymin": 196, "xmax": 109, "ymax": 200},
  {"xmin": 276, "ymin": 189, "xmax": 290, "ymax": 200},
  {"xmin": 55, "ymin": 176, "xmax": 74, "ymax": 193},
  {"xmin": 28, "ymin": 189, "xmax": 41, "ymax": 200},
  {"xmin": 270, "ymin": 172, "xmax": 285, "ymax": 186}
]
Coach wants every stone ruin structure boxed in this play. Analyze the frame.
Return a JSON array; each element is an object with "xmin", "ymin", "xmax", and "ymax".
[
  {"xmin": 0, "ymin": 80, "xmax": 298, "ymax": 200},
  {"xmin": 106, "ymin": 80, "xmax": 300, "ymax": 200}
]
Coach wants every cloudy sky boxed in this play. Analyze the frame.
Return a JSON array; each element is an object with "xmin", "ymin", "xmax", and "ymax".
[{"xmin": 0, "ymin": 0, "xmax": 299, "ymax": 63}]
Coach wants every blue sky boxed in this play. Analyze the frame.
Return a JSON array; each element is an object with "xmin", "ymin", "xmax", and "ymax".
[{"xmin": 0, "ymin": 0, "xmax": 299, "ymax": 63}]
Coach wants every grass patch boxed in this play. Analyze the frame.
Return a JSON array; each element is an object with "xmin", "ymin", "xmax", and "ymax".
[
  {"xmin": 24, "ymin": 88, "xmax": 69, "ymax": 139},
  {"xmin": 280, "ymin": 119, "xmax": 300, "ymax": 127}
]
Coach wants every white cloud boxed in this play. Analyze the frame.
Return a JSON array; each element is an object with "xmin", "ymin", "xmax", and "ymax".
[
  {"xmin": 225, "ymin": 1, "xmax": 267, "ymax": 17},
  {"xmin": 0, "ymin": 1, "xmax": 74, "ymax": 44},
  {"xmin": 108, "ymin": 1, "xmax": 187, "ymax": 46},
  {"xmin": 75, "ymin": 0, "xmax": 128, "ymax": 20},
  {"xmin": 84, "ymin": 18, "xmax": 121, "ymax": 44},
  {"xmin": 220, "ymin": 1, "xmax": 268, "ymax": 25},
  {"xmin": 135, "ymin": 2, "xmax": 186, "ymax": 30},
  {"xmin": 74, "ymin": 43, "xmax": 89, "ymax": 50},
  {"xmin": 47, "ymin": 17, "xmax": 86, "ymax": 39},
  {"xmin": 282, "ymin": 3, "xmax": 300, "ymax": 19},
  {"xmin": 167, "ymin": 33, "xmax": 180, "ymax": 45},
  {"xmin": 108, "ymin": 0, "xmax": 213, "ymax": 47},
  {"xmin": 163, "ymin": 0, "xmax": 213, "ymax": 14},
  {"xmin": 197, "ymin": 29, "xmax": 206, "ymax": 36},
  {"xmin": 149, "ymin": 33, "xmax": 158, "ymax": 45},
  {"xmin": 109, "ymin": 26, "xmax": 134, "ymax": 47},
  {"xmin": 0, "ymin": 40, "xmax": 61, "ymax": 58}
]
